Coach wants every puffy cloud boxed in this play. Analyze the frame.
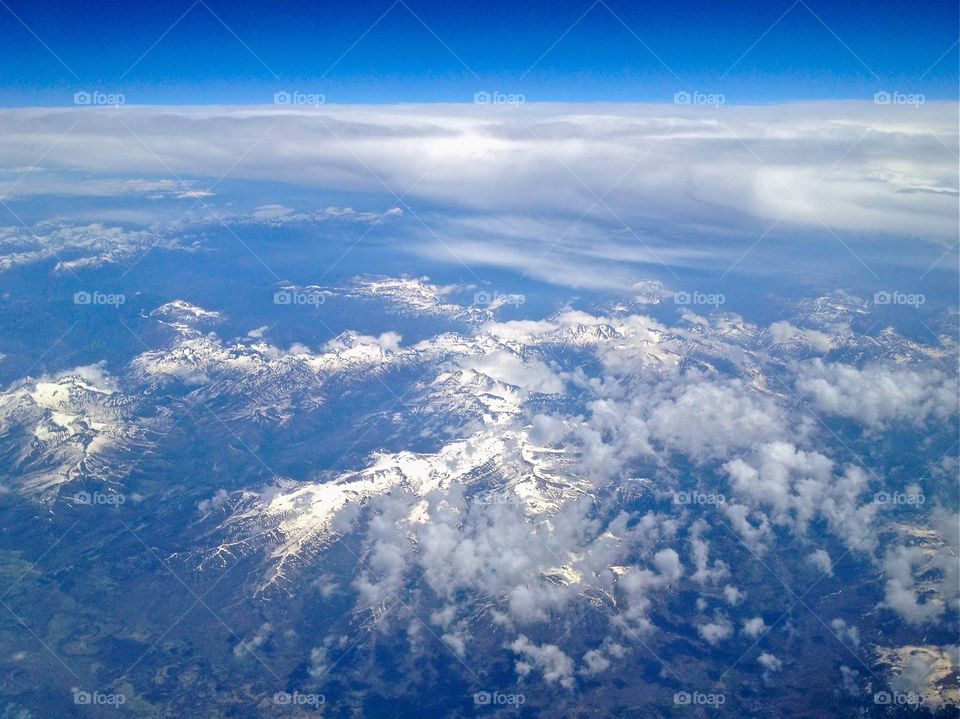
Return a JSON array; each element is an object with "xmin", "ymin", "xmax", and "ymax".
[
  {"xmin": 742, "ymin": 617, "xmax": 768, "ymax": 638},
  {"xmin": 724, "ymin": 443, "xmax": 877, "ymax": 549},
  {"xmin": 829, "ymin": 618, "xmax": 860, "ymax": 648},
  {"xmin": 440, "ymin": 630, "xmax": 469, "ymax": 660},
  {"xmin": 722, "ymin": 502, "xmax": 772, "ymax": 553},
  {"xmin": 768, "ymin": 321, "xmax": 835, "ymax": 353},
  {"xmin": 353, "ymin": 495, "xmax": 417, "ymax": 608},
  {"xmin": 198, "ymin": 489, "xmax": 230, "ymax": 513},
  {"xmin": 689, "ymin": 522, "xmax": 730, "ymax": 586},
  {"xmin": 460, "ymin": 349, "xmax": 565, "ymax": 394},
  {"xmin": 579, "ymin": 649, "xmax": 611, "ymax": 677},
  {"xmin": 308, "ymin": 646, "xmax": 328, "ymax": 680},
  {"xmin": 618, "ymin": 548, "xmax": 683, "ymax": 629},
  {"xmin": 881, "ymin": 546, "xmax": 945, "ymax": 625},
  {"xmin": 758, "ymin": 652, "xmax": 782, "ymax": 678},
  {"xmin": 697, "ymin": 614, "xmax": 733, "ymax": 646},
  {"xmin": 233, "ymin": 622, "xmax": 272, "ymax": 658},
  {"xmin": 509, "ymin": 636, "xmax": 576, "ymax": 689},
  {"xmin": 805, "ymin": 549, "xmax": 834, "ymax": 576},
  {"xmin": 648, "ymin": 380, "xmax": 789, "ymax": 462},
  {"xmin": 320, "ymin": 330, "xmax": 403, "ymax": 355},
  {"xmin": 723, "ymin": 585, "xmax": 745, "ymax": 606},
  {"xmin": 724, "ymin": 442, "xmax": 831, "ymax": 532},
  {"xmin": 796, "ymin": 360, "xmax": 959, "ymax": 428}
]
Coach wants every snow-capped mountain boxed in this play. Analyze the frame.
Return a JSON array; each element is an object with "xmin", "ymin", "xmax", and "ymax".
[{"xmin": 0, "ymin": 365, "xmax": 144, "ymax": 496}]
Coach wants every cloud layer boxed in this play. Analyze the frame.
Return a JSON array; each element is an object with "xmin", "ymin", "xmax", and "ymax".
[{"xmin": 0, "ymin": 103, "xmax": 956, "ymax": 289}]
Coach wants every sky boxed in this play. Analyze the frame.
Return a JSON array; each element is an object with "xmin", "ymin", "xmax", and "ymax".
[
  {"xmin": 0, "ymin": 0, "xmax": 956, "ymax": 302},
  {"xmin": 0, "ymin": 0, "xmax": 957, "ymax": 105}
]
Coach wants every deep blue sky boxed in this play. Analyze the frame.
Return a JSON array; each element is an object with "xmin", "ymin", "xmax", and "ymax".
[{"xmin": 0, "ymin": 0, "xmax": 957, "ymax": 104}]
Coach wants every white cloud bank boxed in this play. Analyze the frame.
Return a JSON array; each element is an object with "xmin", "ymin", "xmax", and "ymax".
[
  {"xmin": 0, "ymin": 103, "xmax": 955, "ymax": 245},
  {"xmin": 797, "ymin": 360, "xmax": 959, "ymax": 428}
]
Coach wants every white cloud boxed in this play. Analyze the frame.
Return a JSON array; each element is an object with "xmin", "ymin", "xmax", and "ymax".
[
  {"xmin": 723, "ymin": 442, "xmax": 877, "ymax": 549},
  {"xmin": 742, "ymin": 617, "xmax": 768, "ymax": 638},
  {"xmin": 829, "ymin": 618, "xmax": 860, "ymax": 648},
  {"xmin": 233, "ymin": 622, "xmax": 272, "ymax": 658},
  {"xmin": 579, "ymin": 648, "xmax": 611, "ymax": 677},
  {"xmin": 697, "ymin": 614, "xmax": 733, "ymax": 646},
  {"xmin": 768, "ymin": 321, "xmax": 834, "ymax": 352},
  {"xmin": 723, "ymin": 585, "xmax": 745, "ymax": 605},
  {"xmin": 806, "ymin": 549, "xmax": 834, "ymax": 576},
  {"xmin": 459, "ymin": 349, "xmax": 565, "ymax": 394},
  {"xmin": 509, "ymin": 635, "xmax": 576, "ymax": 689},
  {"xmin": 796, "ymin": 360, "xmax": 959, "ymax": 428},
  {"xmin": 198, "ymin": 488, "xmax": 230, "ymax": 513},
  {"xmin": 648, "ymin": 379, "xmax": 788, "ymax": 461},
  {"xmin": 881, "ymin": 546, "xmax": 945, "ymax": 625},
  {"xmin": 758, "ymin": 652, "xmax": 782, "ymax": 675},
  {"xmin": 618, "ymin": 548, "xmax": 683, "ymax": 628},
  {"xmin": 0, "ymin": 103, "xmax": 955, "ymax": 287}
]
